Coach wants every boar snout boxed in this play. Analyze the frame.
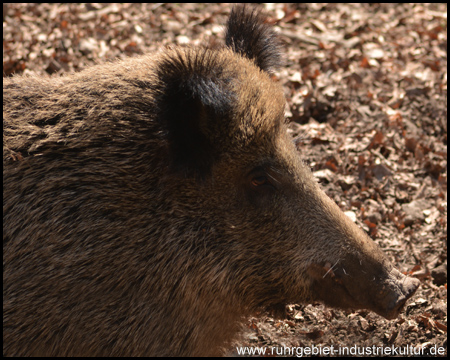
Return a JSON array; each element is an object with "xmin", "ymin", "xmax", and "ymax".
[
  {"xmin": 375, "ymin": 267, "xmax": 420, "ymax": 319},
  {"xmin": 307, "ymin": 259, "xmax": 420, "ymax": 320}
]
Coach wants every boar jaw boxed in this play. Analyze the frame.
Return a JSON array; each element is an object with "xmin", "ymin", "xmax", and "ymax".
[{"xmin": 307, "ymin": 259, "xmax": 420, "ymax": 320}]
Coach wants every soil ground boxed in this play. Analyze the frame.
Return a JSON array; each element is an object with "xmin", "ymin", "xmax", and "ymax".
[{"xmin": 3, "ymin": 3, "xmax": 447, "ymax": 357}]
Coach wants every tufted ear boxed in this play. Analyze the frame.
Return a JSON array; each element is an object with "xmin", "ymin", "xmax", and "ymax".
[
  {"xmin": 156, "ymin": 49, "xmax": 235, "ymax": 179},
  {"xmin": 225, "ymin": 4, "xmax": 283, "ymax": 74}
]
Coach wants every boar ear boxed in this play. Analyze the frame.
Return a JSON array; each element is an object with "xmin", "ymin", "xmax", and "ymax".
[
  {"xmin": 225, "ymin": 4, "xmax": 282, "ymax": 74},
  {"xmin": 156, "ymin": 49, "xmax": 234, "ymax": 179}
]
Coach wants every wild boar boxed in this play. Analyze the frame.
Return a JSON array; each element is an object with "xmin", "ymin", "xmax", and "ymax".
[{"xmin": 3, "ymin": 5, "xmax": 420, "ymax": 356}]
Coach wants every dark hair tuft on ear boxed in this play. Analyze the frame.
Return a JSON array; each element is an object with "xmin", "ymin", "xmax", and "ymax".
[{"xmin": 225, "ymin": 4, "xmax": 283, "ymax": 73}]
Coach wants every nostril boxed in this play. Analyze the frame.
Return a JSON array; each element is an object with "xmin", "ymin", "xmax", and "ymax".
[{"xmin": 402, "ymin": 276, "xmax": 421, "ymax": 297}]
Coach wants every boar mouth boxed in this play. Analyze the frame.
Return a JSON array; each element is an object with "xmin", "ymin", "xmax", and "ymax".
[{"xmin": 307, "ymin": 261, "xmax": 420, "ymax": 320}]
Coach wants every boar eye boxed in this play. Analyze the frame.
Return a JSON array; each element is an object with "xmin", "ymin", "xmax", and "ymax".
[
  {"xmin": 248, "ymin": 169, "xmax": 276, "ymax": 194},
  {"xmin": 251, "ymin": 175, "xmax": 270, "ymax": 187},
  {"xmin": 246, "ymin": 167, "xmax": 277, "ymax": 197}
]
